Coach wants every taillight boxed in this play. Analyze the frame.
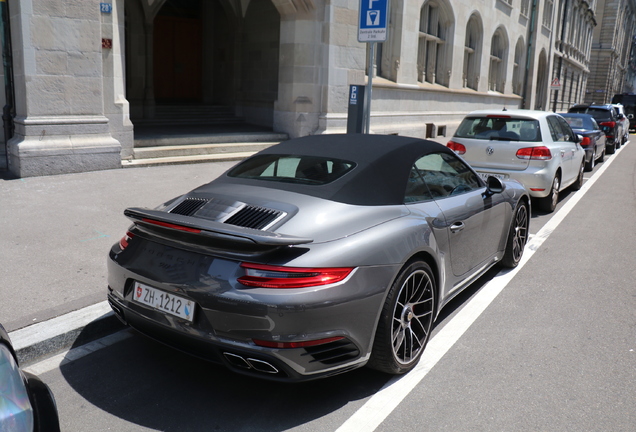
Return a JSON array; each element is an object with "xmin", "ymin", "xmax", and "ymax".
[
  {"xmin": 447, "ymin": 140, "xmax": 466, "ymax": 155},
  {"xmin": 238, "ymin": 263, "xmax": 354, "ymax": 288},
  {"xmin": 600, "ymin": 121, "xmax": 616, "ymax": 128},
  {"xmin": 141, "ymin": 218, "xmax": 201, "ymax": 233},
  {"xmin": 516, "ymin": 146, "xmax": 552, "ymax": 160},
  {"xmin": 252, "ymin": 336, "xmax": 345, "ymax": 349},
  {"xmin": 119, "ymin": 231, "xmax": 134, "ymax": 250},
  {"xmin": 580, "ymin": 136, "xmax": 591, "ymax": 146},
  {"xmin": 600, "ymin": 121, "xmax": 616, "ymax": 137}
]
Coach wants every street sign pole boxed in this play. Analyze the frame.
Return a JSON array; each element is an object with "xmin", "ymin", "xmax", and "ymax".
[
  {"xmin": 364, "ymin": 42, "xmax": 375, "ymax": 134},
  {"xmin": 358, "ymin": 0, "xmax": 389, "ymax": 134}
]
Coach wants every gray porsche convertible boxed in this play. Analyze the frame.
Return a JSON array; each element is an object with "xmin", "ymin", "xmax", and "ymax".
[{"xmin": 107, "ymin": 134, "xmax": 530, "ymax": 381}]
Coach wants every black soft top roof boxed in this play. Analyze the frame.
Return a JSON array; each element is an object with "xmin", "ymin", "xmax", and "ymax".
[{"xmin": 212, "ymin": 134, "xmax": 454, "ymax": 206}]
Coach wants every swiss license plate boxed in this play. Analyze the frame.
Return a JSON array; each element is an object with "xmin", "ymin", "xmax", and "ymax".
[
  {"xmin": 133, "ymin": 282, "xmax": 195, "ymax": 322},
  {"xmin": 478, "ymin": 172, "xmax": 507, "ymax": 181}
]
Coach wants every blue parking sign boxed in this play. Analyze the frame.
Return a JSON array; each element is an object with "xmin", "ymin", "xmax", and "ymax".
[{"xmin": 358, "ymin": 0, "xmax": 389, "ymax": 42}]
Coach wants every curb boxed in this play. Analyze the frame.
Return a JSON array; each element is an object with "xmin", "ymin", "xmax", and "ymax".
[{"xmin": 8, "ymin": 301, "xmax": 125, "ymax": 366}]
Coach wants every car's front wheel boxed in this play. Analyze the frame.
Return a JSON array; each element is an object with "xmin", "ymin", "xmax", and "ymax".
[
  {"xmin": 538, "ymin": 174, "xmax": 560, "ymax": 213},
  {"xmin": 368, "ymin": 261, "xmax": 435, "ymax": 375},
  {"xmin": 500, "ymin": 200, "xmax": 529, "ymax": 268}
]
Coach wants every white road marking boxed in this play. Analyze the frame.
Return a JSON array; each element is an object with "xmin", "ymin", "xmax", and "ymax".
[
  {"xmin": 23, "ymin": 330, "xmax": 133, "ymax": 375},
  {"xmin": 336, "ymin": 143, "xmax": 626, "ymax": 432}
]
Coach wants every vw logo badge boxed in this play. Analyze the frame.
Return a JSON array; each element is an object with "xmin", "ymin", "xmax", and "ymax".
[{"xmin": 486, "ymin": 146, "xmax": 494, "ymax": 155}]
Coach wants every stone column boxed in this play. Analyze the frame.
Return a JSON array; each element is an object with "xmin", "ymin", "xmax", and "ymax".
[{"xmin": 8, "ymin": 0, "xmax": 121, "ymax": 177}]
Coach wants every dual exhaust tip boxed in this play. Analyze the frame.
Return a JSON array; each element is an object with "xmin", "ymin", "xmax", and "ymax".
[{"xmin": 223, "ymin": 352, "xmax": 279, "ymax": 374}]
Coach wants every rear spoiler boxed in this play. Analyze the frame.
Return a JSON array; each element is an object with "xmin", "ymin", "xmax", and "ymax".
[{"xmin": 124, "ymin": 207, "xmax": 313, "ymax": 247}]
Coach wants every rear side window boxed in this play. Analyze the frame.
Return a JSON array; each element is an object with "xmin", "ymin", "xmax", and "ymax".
[
  {"xmin": 455, "ymin": 116, "xmax": 541, "ymax": 142},
  {"xmin": 405, "ymin": 152, "xmax": 481, "ymax": 202},
  {"xmin": 228, "ymin": 154, "xmax": 355, "ymax": 185},
  {"xmin": 547, "ymin": 116, "xmax": 575, "ymax": 142}
]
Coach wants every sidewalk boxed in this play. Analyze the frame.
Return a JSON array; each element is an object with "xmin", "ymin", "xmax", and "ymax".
[{"xmin": 1, "ymin": 161, "xmax": 236, "ymax": 363}]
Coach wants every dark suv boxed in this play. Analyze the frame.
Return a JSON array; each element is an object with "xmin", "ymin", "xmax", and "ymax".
[{"xmin": 568, "ymin": 104, "xmax": 624, "ymax": 154}]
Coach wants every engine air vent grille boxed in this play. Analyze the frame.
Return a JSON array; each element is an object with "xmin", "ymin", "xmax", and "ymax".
[
  {"xmin": 302, "ymin": 339, "xmax": 360, "ymax": 365},
  {"xmin": 169, "ymin": 198, "xmax": 209, "ymax": 216},
  {"xmin": 224, "ymin": 206, "xmax": 283, "ymax": 230}
]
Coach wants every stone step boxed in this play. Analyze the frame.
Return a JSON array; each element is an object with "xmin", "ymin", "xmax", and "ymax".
[
  {"xmin": 122, "ymin": 151, "xmax": 258, "ymax": 168},
  {"xmin": 134, "ymin": 132, "xmax": 288, "ymax": 148},
  {"xmin": 132, "ymin": 141, "xmax": 279, "ymax": 159}
]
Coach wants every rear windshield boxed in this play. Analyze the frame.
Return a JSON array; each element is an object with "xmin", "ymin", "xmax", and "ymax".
[
  {"xmin": 561, "ymin": 115, "xmax": 595, "ymax": 130},
  {"xmin": 228, "ymin": 154, "xmax": 356, "ymax": 185},
  {"xmin": 454, "ymin": 116, "xmax": 542, "ymax": 142},
  {"xmin": 569, "ymin": 107, "xmax": 611, "ymax": 121}
]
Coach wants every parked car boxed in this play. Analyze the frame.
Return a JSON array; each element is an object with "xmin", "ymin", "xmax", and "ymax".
[
  {"xmin": 567, "ymin": 104, "xmax": 623, "ymax": 153},
  {"xmin": 611, "ymin": 93, "xmax": 636, "ymax": 132},
  {"xmin": 107, "ymin": 134, "xmax": 530, "ymax": 381},
  {"xmin": 612, "ymin": 103, "xmax": 630, "ymax": 143},
  {"xmin": 559, "ymin": 113, "xmax": 607, "ymax": 171},
  {"xmin": 447, "ymin": 109, "xmax": 585, "ymax": 213},
  {"xmin": 0, "ymin": 323, "xmax": 60, "ymax": 432}
]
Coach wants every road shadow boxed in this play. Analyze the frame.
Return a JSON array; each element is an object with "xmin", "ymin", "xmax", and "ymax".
[{"xmin": 58, "ymin": 266, "xmax": 503, "ymax": 430}]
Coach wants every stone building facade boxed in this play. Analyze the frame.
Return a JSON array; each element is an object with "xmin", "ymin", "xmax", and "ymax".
[
  {"xmin": 0, "ymin": 0, "xmax": 631, "ymax": 177},
  {"xmin": 583, "ymin": 0, "xmax": 636, "ymax": 103}
]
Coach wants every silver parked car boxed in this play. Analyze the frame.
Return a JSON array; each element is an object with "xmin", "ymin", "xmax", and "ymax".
[
  {"xmin": 107, "ymin": 134, "xmax": 530, "ymax": 381},
  {"xmin": 448, "ymin": 109, "xmax": 586, "ymax": 213}
]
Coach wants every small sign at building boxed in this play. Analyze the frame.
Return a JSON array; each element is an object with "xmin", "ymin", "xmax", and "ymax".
[
  {"xmin": 100, "ymin": 3, "xmax": 112, "ymax": 14},
  {"xmin": 550, "ymin": 77, "xmax": 561, "ymax": 90},
  {"xmin": 102, "ymin": 38, "xmax": 112, "ymax": 49},
  {"xmin": 358, "ymin": 0, "xmax": 389, "ymax": 42}
]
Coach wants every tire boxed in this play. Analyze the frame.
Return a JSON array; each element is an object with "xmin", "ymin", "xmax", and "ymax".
[
  {"xmin": 585, "ymin": 148, "xmax": 596, "ymax": 171},
  {"xmin": 607, "ymin": 141, "xmax": 616, "ymax": 154},
  {"xmin": 500, "ymin": 200, "xmax": 529, "ymax": 268},
  {"xmin": 571, "ymin": 160, "xmax": 585, "ymax": 191},
  {"xmin": 598, "ymin": 146, "xmax": 605, "ymax": 163},
  {"xmin": 368, "ymin": 261, "xmax": 435, "ymax": 375},
  {"xmin": 538, "ymin": 174, "xmax": 560, "ymax": 213}
]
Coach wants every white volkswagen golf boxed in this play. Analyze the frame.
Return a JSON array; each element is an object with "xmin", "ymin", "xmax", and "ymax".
[{"xmin": 447, "ymin": 109, "xmax": 586, "ymax": 212}]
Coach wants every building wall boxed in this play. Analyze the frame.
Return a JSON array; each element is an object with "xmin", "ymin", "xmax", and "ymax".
[
  {"xmin": 5, "ymin": 0, "xmax": 129, "ymax": 178},
  {"xmin": 585, "ymin": 0, "xmax": 636, "ymax": 103}
]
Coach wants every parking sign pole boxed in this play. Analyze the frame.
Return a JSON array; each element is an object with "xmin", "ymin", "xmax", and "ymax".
[
  {"xmin": 358, "ymin": 0, "xmax": 389, "ymax": 134},
  {"xmin": 364, "ymin": 42, "xmax": 375, "ymax": 134}
]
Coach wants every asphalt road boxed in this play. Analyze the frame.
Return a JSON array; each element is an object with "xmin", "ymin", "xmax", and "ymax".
[{"xmin": 19, "ymin": 140, "xmax": 636, "ymax": 431}]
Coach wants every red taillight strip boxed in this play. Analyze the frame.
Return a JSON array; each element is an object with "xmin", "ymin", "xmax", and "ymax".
[
  {"xmin": 253, "ymin": 336, "xmax": 345, "ymax": 349},
  {"xmin": 238, "ymin": 263, "xmax": 354, "ymax": 288},
  {"xmin": 141, "ymin": 218, "xmax": 201, "ymax": 233},
  {"xmin": 118, "ymin": 231, "xmax": 134, "ymax": 250}
]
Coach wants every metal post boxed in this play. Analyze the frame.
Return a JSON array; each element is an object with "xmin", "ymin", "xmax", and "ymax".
[
  {"xmin": 0, "ymin": 0, "xmax": 15, "ymax": 171},
  {"xmin": 364, "ymin": 42, "xmax": 375, "ymax": 134}
]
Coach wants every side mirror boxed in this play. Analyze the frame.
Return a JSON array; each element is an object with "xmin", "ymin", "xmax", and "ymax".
[{"xmin": 484, "ymin": 175, "xmax": 506, "ymax": 197}]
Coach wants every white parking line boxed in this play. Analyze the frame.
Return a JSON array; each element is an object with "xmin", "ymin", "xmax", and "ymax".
[{"xmin": 336, "ymin": 143, "xmax": 627, "ymax": 432}]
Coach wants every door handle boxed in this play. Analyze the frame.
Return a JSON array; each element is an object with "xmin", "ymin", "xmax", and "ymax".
[{"xmin": 450, "ymin": 222, "xmax": 465, "ymax": 233}]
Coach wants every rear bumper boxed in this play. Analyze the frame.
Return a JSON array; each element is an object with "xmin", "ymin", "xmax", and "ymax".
[{"xmin": 107, "ymin": 244, "xmax": 396, "ymax": 381}]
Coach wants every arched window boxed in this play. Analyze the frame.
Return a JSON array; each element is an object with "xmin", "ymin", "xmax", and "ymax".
[
  {"xmin": 417, "ymin": 1, "xmax": 453, "ymax": 86},
  {"xmin": 512, "ymin": 38, "xmax": 525, "ymax": 96},
  {"xmin": 489, "ymin": 28, "xmax": 508, "ymax": 93},
  {"xmin": 463, "ymin": 14, "xmax": 482, "ymax": 90}
]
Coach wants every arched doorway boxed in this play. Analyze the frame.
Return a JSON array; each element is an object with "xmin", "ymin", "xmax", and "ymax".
[{"xmin": 125, "ymin": 0, "xmax": 280, "ymax": 129}]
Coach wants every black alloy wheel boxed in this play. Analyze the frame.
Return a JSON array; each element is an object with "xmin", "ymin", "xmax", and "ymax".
[
  {"xmin": 501, "ymin": 201, "xmax": 529, "ymax": 268},
  {"xmin": 368, "ymin": 261, "xmax": 435, "ymax": 375}
]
